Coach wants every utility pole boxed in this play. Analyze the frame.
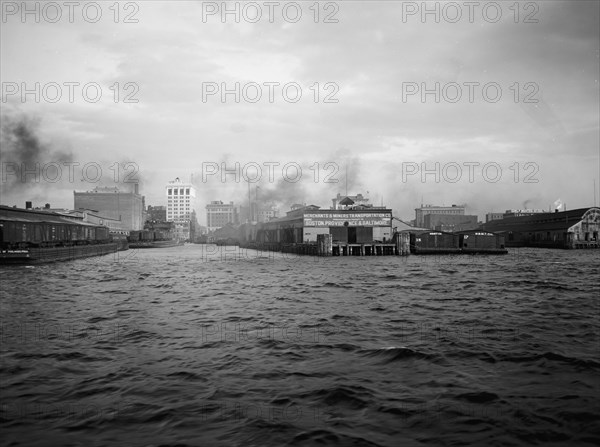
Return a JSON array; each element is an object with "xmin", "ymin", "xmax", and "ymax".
[
  {"xmin": 247, "ymin": 180, "xmax": 251, "ymax": 223},
  {"xmin": 256, "ymin": 186, "xmax": 260, "ymax": 222},
  {"xmin": 345, "ymin": 164, "xmax": 348, "ymax": 196}
]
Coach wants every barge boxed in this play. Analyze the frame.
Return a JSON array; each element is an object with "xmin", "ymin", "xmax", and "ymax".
[
  {"xmin": 457, "ymin": 230, "xmax": 507, "ymax": 254},
  {"xmin": 409, "ymin": 230, "xmax": 461, "ymax": 254},
  {"xmin": 1, "ymin": 243, "xmax": 119, "ymax": 264},
  {"xmin": 128, "ymin": 240, "xmax": 184, "ymax": 249},
  {"xmin": 407, "ymin": 230, "xmax": 507, "ymax": 255},
  {"xmin": 127, "ymin": 229, "xmax": 182, "ymax": 249}
]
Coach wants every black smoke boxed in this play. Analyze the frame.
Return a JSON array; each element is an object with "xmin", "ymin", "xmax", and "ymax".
[{"xmin": 0, "ymin": 113, "xmax": 73, "ymax": 198}]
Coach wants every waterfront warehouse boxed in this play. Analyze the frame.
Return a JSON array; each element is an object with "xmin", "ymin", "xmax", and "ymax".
[
  {"xmin": 250, "ymin": 205, "xmax": 393, "ymax": 245},
  {"xmin": 481, "ymin": 207, "xmax": 600, "ymax": 249}
]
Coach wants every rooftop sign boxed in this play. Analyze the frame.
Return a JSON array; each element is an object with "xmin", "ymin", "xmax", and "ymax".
[{"xmin": 304, "ymin": 212, "xmax": 391, "ymax": 227}]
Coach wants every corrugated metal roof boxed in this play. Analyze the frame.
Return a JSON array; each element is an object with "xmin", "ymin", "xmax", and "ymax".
[{"xmin": 0, "ymin": 206, "xmax": 105, "ymax": 227}]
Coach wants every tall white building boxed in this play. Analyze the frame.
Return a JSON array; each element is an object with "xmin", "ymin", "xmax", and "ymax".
[{"xmin": 166, "ymin": 177, "xmax": 196, "ymax": 240}]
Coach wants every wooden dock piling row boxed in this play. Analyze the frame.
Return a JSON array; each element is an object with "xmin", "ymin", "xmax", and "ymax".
[
  {"xmin": 237, "ymin": 240, "xmax": 409, "ymax": 257},
  {"xmin": 317, "ymin": 234, "xmax": 333, "ymax": 256},
  {"xmin": 316, "ymin": 232, "xmax": 411, "ymax": 256},
  {"xmin": 331, "ymin": 243, "xmax": 398, "ymax": 256}
]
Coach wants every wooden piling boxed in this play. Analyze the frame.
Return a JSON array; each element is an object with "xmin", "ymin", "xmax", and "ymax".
[
  {"xmin": 396, "ymin": 232, "xmax": 410, "ymax": 256},
  {"xmin": 317, "ymin": 234, "xmax": 332, "ymax": 256}
]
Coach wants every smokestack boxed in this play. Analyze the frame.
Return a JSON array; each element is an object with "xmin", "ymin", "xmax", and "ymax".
[
  {"xmin": 25, "ymin": 201, "xmax": 32, "ymax": 209},
  {"xmin": 45, "ymin": 203, "xmax": 50, "ymax": 209}
]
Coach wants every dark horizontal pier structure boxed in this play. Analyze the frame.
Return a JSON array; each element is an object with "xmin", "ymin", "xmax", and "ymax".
[
  {"xmin": 232, "ymin": 206, "xmax": 507, "ymax": 257},
  {"xmin": 0, "ymin": 206, "xmax": 123, "ymax": 264},
  {"xmin": 127, "ymin": 228, "xmax": 183, "ymax": 249},
  {"xmin": 238, "ymin": 235, "xmax": 408, "ymax": 257},
  {"xmin": 231, "ymin": 206, "xmax": 600, "ymax": 257},
  {"xmin": 1, "ymin": 243, "xmax": 120, "ymax": 264},
  {"xmin": 481, "ymin": 207, "xmax": 600, "ymax": 249},
  {"xmin": 235, "ymin": 206, "xmax": 411, "ymax": 257}
]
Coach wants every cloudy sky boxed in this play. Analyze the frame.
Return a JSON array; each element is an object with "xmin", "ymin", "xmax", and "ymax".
[{"xmin": 1, "ymin": 0, "xmax": 598, "ymax": 223}]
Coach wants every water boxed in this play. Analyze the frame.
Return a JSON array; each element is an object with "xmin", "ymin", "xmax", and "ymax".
[{"xmin": 1, "ymin": 246, "xmax": 599, "ymax": 446}]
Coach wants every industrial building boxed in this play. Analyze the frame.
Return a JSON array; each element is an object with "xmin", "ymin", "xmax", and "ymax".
[
  {"xmin": 255, "ymin": 203, "xmax": 280, "ymax": 223},
  {"xmin": 485, "ymin": 212, "xmax": 504, "ymax": 223},
  {"xmin": 481, "ymin": 207, "xmax": 600, "ymax": 249},
  {"xmin": 147, "ymin": 205, "xmax": 167, "ymax": 223},
  {"xmin": 206, "ymin": 200, "xmax": 239, "ymax": 232},
  {"xmin": 485, "ymin": 209, "xmax": 548, "ymax": 223},
  {"xmin": 73, "ymin": 185, "xmax": 145, "ymax": 231},
  {"xmin": 415, "ymin": 204, "xmax": 466, "ymax": 227},
  {"xmin": 423, "ymin": 213, "xmax": 479, "ymax": 232},
  {"xmin": 60, "ymin": 209, "xmax": 127, "ymax": 234},
  {"xmin": 503, "ymin": 209, "xmax": 547, "ymax": 218}
]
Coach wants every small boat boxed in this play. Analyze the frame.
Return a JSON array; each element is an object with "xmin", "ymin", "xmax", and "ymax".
[
  {"xmin": 128, "ymin": 229, "xmax": 183, "ymax": 249},
  {"xmin": 128, "ymin": 239, "xmax": 184, "ymax": 249}
]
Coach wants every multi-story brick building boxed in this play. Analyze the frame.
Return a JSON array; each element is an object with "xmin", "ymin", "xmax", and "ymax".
[
  {"xmin": 206, "ymin": 200, "xmax": 238, "ymax": 232},
  {"xmin": 73, "ymin": 185, "xmax": 145, "ymax": 231}
]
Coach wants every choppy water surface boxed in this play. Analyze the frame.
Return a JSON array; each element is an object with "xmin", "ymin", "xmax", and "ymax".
[{"xmin": 1, "ymin": 246, "xmax": 599, "ymax": 446}]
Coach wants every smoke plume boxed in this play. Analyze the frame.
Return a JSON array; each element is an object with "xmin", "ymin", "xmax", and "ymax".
[{"xmin": 0, "ymin": 113, "xmax": 74, "ymax": 205}]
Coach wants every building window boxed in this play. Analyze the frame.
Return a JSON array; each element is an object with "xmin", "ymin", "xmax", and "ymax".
[{"xmin": 168, "ymin": 189, "xmax": 172, "ymax": 195}]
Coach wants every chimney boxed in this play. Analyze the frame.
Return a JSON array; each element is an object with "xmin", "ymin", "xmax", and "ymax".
[
  {"xmin": 134, "ymin": 183, "xmax": 139, "ymax": 194},
  {"xmin": 25, "ymin": 201, "xmax": 32, "ymax": 209},
  {"xmin": 45, "ymin": 203, "xmax": 50, "ymax": 209}
]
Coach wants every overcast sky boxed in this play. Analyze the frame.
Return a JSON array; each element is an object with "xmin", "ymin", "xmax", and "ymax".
[{"xmin": 1, "ymin": 0, "xmax": 599, "ymax": 223}]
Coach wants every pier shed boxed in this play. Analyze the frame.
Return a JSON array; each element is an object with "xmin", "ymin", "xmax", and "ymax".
[
  {"xmin": 254, "ymin": 206, "xmax": 393, "ymax": 245},
  {"xmin": 481, "ymin": 207, "xmax": 600, "ymax": 249}
]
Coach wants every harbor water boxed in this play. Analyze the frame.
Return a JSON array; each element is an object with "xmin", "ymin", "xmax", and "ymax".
[{"xmin": 1, "ymin": 246, "xmax": 599, "ymax": 446}]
